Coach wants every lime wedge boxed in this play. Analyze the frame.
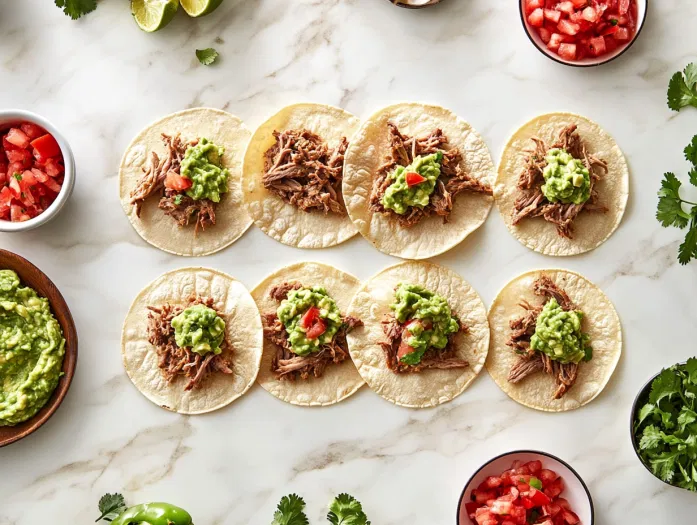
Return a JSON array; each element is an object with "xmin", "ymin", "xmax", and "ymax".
[
  {"xmin": 131, "ymin": 0, "xmax": 179, "ymax": 32},
  {"xmin": 180, "ymin": 0, "xmax": 223, "ymax": 17}
]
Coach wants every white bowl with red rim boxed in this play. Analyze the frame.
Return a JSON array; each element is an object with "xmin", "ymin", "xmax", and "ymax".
[
  {"xmin": 457, "ymin": 450, "xmax": 594, "ymax": 525},
  {"xmin": 519, "ymin": 0, "xmax": 648, "ymax": 67},
  {"xmin": 0, "ymin": 110, "xmax": 75, "ymax": 232}
]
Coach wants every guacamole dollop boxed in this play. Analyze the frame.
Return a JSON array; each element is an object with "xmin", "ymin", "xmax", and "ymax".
[
  {"xmin": 391, "ymin": 283, "xmax": 459, "ymax": 365},
  {"xmin": 541, "ymin": 148, "xmax": 591, "ymax": 205},
  {"xmin": 171, "ymin": 304, "xmax": 226, "ymax": 355},
  {"xmin": 277, "ymin": 287, "xmax": 343, "ymax": 356},
  {"xmin": 181, "ymin": 138, "xmax": 229, "ymax": 202},
  {"xmin": 530, "ymin": 299, "xmax": 592, "ymax": 364},
  {"xmin": 0, "ymin": 270, "xmax": 65, "ymax": 427},
  {"xmin": 381, "ymin": 151, "xmax": 442, "ymax": 214}
]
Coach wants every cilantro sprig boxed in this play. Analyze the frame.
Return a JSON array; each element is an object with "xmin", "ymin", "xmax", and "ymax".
[
  {"xmin": 196, "ymin": 48, "xmax": 219, "ymax": 66},
  {"xmin": 634, "ymin": 358, "xmax": 697, "ymax": 490},
  {"xmin": 272, "ymin": 494, "xmax": 309, "ymax": 525},
  {"xmin": 55, "ymin": 0, "xmax": 97, "ymax": 20},
  {"xmin": 95, "ymin": 493, "xmax": 127, "ymax": 522},
  {"xmin": 668, "ymin": 63, "xmax": 697, "ymax": 112},
  {"xmin": 656, "ymin": 136, "xmax": 697, "ymax": 264},
  {"xmin": 327, "ymin": 494, "xmax": 371, "ymax": 525}
]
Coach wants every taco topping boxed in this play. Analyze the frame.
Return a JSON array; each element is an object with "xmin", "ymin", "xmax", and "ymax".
[
  {"xmin": 506, "ymin": 275, "xmax": 592, "ymax": 399},
  {"xmin": 262, "ymin": 282, "xmax": 362, "ymax": 381},
  {"xmin": 129, "ymin": 134, "xmax": 229, "ymax": 234},
  {"xmin": 370, "ymin": 123, "xmax": 492, "ymax": 227},
  {"xmin": 147, "ymin": 295, "xmax": 233, "ymax": 391},
  {"xmin": 511, "ymin": 124, "xmax": 608, "ymax": 238},
  {"xmin": 262, "ymin": 129, "xmax": 348, "ymax": 214},
  {"xmin": 380, "ymin": 283, "xmax": 468, "ymax": 373}
]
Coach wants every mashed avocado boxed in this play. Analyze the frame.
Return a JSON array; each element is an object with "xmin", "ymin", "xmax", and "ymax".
[
  {"xmin": 541, "ymin": 148, "xmax": 591, "ymax": 205},
  {"xmin": 391, "ymin": 283, "xmax": 459, "ymax": 365},
  {"xmin": 277, "ymin": 287, "xmax": 343, "ymax": 356},
  {"xmin": 0, "ymin": 270, "xmax": 65, "ymax": 426},
  {"xmin": 171, "ymin": 304, "xmax": 226, "ymax": 355},
  {"xmin": 181, "ymin": 138, "xmax": 229, "ymax": 202},
  {"xmin": 530, "ymin": 299, "xmax": 592, "ymax": 364},
  {"xmin": 381, "ymin": 151, "xmax": 442, "ymax": 214}
]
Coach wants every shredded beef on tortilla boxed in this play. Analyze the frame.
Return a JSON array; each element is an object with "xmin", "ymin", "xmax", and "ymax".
[
  {"xmin": 369, "ymin": 123, "xmax": 492, "ymax": 228},
  {"xmin": 262, "ymin": 282, "xmax": 362, "ymax": 381},
  {"xmin": 511, "ymin": 124, "xmax": 609, "ymax": 239},
  {"xmin": 379, "ymin": 314, "xmax": 469, "ymax": 374},
  {"xmin": 129, "ymin": 133, "xmax": 217, "ymax": 234},
  {"xmin": 506, "ymin": 275, "xmax": 583, "ymax": 399},
  {"xmin": 146, "ymin": 295, "xmax": 233, "ymax": 391},
  {"xmin": 262, "ymin": 129, "xmax": 348, "ymax": 214}
]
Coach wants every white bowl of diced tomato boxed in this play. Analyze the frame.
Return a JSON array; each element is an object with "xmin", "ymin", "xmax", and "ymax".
[
  {"xmin": 457, "ymin": 450, "xmax": 593, "ymax": 525},
  {"xmin": 520, "ymin": 0, "xmax": 647, "ymax": 66},
  {"xmin": 0, "ymin": 110, "xmax": 75, "ymax": 231}
]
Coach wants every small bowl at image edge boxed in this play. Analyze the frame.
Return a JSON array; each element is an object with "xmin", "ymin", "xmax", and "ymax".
[
  {"xmin": 0, "ymin": 249, "xmax": 78, "ymax": 447},
  {"xmin": 0, "ymin": 110, "xmax": 76, "ymax": 232},
  {"xmin": 457, "ymin": 450, "xmax": 594, "ymax": 525},
  {"xmin": 388, "ymin": 0, "xmax": 442, "ymax": 9},
  {"xmin": 519, "ymin": 0, "xmax": 648, "ymax": 67}
]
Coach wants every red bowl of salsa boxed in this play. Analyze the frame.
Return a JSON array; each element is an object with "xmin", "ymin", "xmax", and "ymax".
[{"xmin": 520, "ymin": 0, "xmax": 647, "ymax": 67}]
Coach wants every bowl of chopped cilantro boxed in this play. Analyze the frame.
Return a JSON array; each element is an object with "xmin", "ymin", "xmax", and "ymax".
[{"xmin": 631, "ymin": 359, "xmax": 697, "ymax": 491}]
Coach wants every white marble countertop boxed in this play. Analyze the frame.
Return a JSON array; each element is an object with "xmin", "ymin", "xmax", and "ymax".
[{"xmin": 2, "ymin": 0, "xmax": 697, "ymax": 523}]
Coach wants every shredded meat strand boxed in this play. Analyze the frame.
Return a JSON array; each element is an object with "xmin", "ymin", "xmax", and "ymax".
[
  {"xmin": 262, "ymin": 129, "xmax": 348, "ymax": 214},
  {"xmin": 511, "ymin": 124, "xmax": 609, "ymax": 239},
  {"xmin": 505, "ymin": 275, "xmax": 583, "ymax": 399},
  {"xmin": 147, "ymin": 295, "xmax": 233, "ymax": 391},
  {"xmin": 369, "ymin": 123, "xmax": 492, "ymax": 228}
]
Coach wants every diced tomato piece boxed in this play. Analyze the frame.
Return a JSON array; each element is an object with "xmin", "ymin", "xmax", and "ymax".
[
  {"xmin": 547, "ymin": 33, "xmax": 565, "ymax": 51},
  {"xmin": 508, "ymin": 505, "xmax": 526, "ymax": 525},
  {"xmin": 299, "ymin": 306, "xmax": 320, "ymax": 328},
  {"xmin": 0, "ymin": 186, "xmax": 12, "ymax": 207},
  {"xmin": 544, "ymin": 8, "xmax": 561, "ymax": 22},
  {"xmin": 164, "ymin": 172, "xmax": 193, "ymax": 191},
  {"xmin": 501, "ymin": 522, "xmax": 517, "ymax": 525},
  {"xmin": 544, "ymin": 477, "xmax": 565, "ymax": 498},
  {"xmin": 589, "ymin": 36, "xmax": 607, "ymax": 56},
  {"xmin": 619, "ymin": 0, "xmax": 630, "ymax": 14},
  {"xmin": 582, "ymin": 6, "xmax": 599, "ymax": 22},
  {"xmin": 556, "ymin": 498, "xmax": 571, "ymax": 510},
  {"xmin": 614, "ymin": 26, "xmax": 630, "ymax": 40},
  {"xmin": 525, "ymin": 0, "xmax": 545, "ymax": 13},
  {"xmin": 44, "ymin": 158, "xmax": 64, "ymax": 177},
  {"xmin": 561, "ymin": 509, "xmax": 580, "ymax": 524},
  {"xmin": 490, "ymin": 499, "xmax": 513, "ymax": 515},
  {"xmin": 20, "ymin": 170, "xmax": 37, "ymax": 186},
  {"xmin": 538, "ymin": 469, "xmax": 558, "ymax": 483},
  {"xmin": 555, "ymin": 1, "xmax": 575, "ymax": 15},
  {"xmin": 557, "ymin": 19, "xmax": 580, "ymax": 35},
  {"xmin": 536, "ymin": 520, "xmax": 553, "ymax": 525},
  {"xmin": 5, "ymin": 148, "xmax": 32, "ymax": 166},
  {"xmin": 43, "ymin": 177, "xmax": 62, "ymax": 193},
  {"xmin": 5, "ymin": 128, "xmax": 30, "ymax": 149},
  {"xmin": 482, "ymin": 476, "xmax": 503, "ymax": 489},
  {"xmin": 474, "ymin": 507, "xmax": 498, "ymax": 525},
  {"xmin": 570, "ymin": 0, "xmax": 587, "ymax": 7},
  {"xmin": 30, "ymin": 134, "xmax": 61, "ymax": 160},
  {"xmin": 405, "ymin": 171, "xmax": 427, "ymax": 187},
  {"xmin": 522, "ymin": 460, "xmax": 542, "ymax": 474},
  {"xmin": 538, "ymin": 27, "xmax": 552, "ymax": 43},
  {"xmin": 473, "ymin": 489, "xmax": 497, "ymax": 505},
  {"xmin": 305, "ymin": 317, "xmax": 326, "ymax": 339},
  {"xmin": 9, "ymin": 177, "xmax": 21, "ymax": 197},
  {"xmin": 529, "ymin": 488, "xmax": 551, "ymax": 506},
  {"xmin": 20, "ymin": 122, "xmax": 45, "ymax": 140},
  {"xmin": 464, "ymin": 501, "xmax": 479, "ymax": 518},
  {"xmin": 10, "ymin": 204, "xmax": 22, "ymax": 222},
  {"xmin": 31, "ymin": 168, "xmax": 49, "ymax": 183},
  {"xmin": 528, "ymin": 8, "xmax": 544, "ymax": 27}
]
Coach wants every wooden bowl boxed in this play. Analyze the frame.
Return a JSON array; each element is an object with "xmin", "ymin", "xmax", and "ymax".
[{"xmin": 0, "ymin": 249, "xmax": 78, "ymax": 447}]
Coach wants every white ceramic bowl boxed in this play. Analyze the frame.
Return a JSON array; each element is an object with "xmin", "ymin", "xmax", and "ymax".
[
  {"xmin": 457, "ymin": 450, "xmax": 594, "ymax": 525},
  {"xmin": 0, "ymin": 110, "xmax": 75, "ymax": 232},
  {"xmin": 519, "ymin": 0, "xmax": 648, "ymax": 67}
]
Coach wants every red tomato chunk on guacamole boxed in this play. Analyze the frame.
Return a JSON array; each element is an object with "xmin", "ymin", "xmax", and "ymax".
[
  {"xmin": 466, "ymin": 460, "xmax": 581, "ymax": 525},
  {"xmin": 525, "ymin": 0, "xmax": 638, "ymax": 62},
  {"xmin": 0, "ymin": 123, "xmax": 65, "ymax": 222}
]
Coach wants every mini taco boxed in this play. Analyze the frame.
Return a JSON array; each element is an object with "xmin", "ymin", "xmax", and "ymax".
[
  {"xmin": 342, "ymin": 103, "xmax": 495, "ymax": 259},
  {"xmin": 119, "ymin": 108, "xmax": 252, "ymax": 256},
  {"xmin": 496, "ymin": 112, "xmax": 629, "ymax": 256},
  {"xmin": 252, "ymin": 262, "xmax": 364, "ymax": 406},
  {"xmin": 346, "ymin": 261, "xmax": 489, "ymax": 408},
  {"xmin": 122, "ymin": 267, "xmax": 263, "ymax": 414},
  {"xmin": 487, "ymin": 269, "xmax": 622, "ymax": 412},
  {"xmin": 242, "ymin": 103, "xmax": 360, "ymax": 248}
]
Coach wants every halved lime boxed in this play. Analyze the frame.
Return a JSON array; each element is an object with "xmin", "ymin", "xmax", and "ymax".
[
  {"xmin": 131, "ymin": 0, "xmax": 179, "ymax": 33},
  {"xmin": 180, "ymin": 0, "xmax": 224, "ymax": 17}
]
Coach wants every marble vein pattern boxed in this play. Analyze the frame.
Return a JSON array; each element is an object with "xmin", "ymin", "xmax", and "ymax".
[{"xmin": 2, "ymin": 0, "xmax": 697, "ymax": 523}]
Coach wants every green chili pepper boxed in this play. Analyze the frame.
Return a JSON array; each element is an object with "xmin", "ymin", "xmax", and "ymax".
[{"xmin": 111, "ymin": 503, "xmax": 193, "ymax": 525}]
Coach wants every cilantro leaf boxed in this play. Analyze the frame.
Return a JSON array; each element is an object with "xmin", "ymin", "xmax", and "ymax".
[
  {"xmin": 668, "ymin": 64, "xmax": 697, "ymax": 112},
  {"xmin": 272, "ymin": 494, "xmax": 308, "ymax": 525},
  {"xmin": 196, "ymin": 48, "xmax": 219, "ymax": 66},
  {"xmin": 96, "ymin": 493, "xmax": 126, "ymax": 522},
  {"xmin": 327, "ymin": 494, "xmax": 371, "ymax": 525},
  {"xmin": 678, "ymin": 224, "xmax": 697, "ymax": 265},
  {"xmin": 649, "ymin": 368, "xmax": 682, "ymax": 405},
  {"xmin": 685, "ymin": 136, "xmax": 697, "ymax": 166},
  {"xmin": 685, "ymin": 358, "xmax": 697, "ymax": 384},
  {"xmin": 55, "ymin": 0, "xmax": 97, "ymax": 20},
  {"xmin": 650, "ymin": 450, "xmax": 680, "ymax": 482},
  {"xmin": 657, "ymin": 173, "xmax": 690, "ymax": 228},
  {"xmin": 637, "ymin": 403, "xmax": 656, "ymax": 427}
]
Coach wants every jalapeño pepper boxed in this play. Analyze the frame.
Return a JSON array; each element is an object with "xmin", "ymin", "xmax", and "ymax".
[{"xmin": 111, "ymin": 503, "xmax": 193, "ymax": 525}]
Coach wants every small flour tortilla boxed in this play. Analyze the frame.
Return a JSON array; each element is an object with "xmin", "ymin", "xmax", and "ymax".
[
  {"xmin": 242, "ymin": 103, "xmax": 360, "ymax": 248},
  {"xmin": 342, "ymin": 103, "xmax": 495, "ymax": 259},
  {"xmin": 487, "ymin": 269, "xmax": 622, "ymax": 412},
  {"xmin": 252, "ymin": 262, "xmax": 364, "ymax": 406},
  {"xmin": 119, "ymin": 108, "xmax": 252, "ymax": 256},
  {"xmin": 496, "ymin": 112, "xmax": 629, "ymax": 256},
  {"xmin": 347, "ymin": 261, "xmax": 489, "ymax": 408},
  {"xmin": 122, "ymin": 267, "xmax": 263, "ymax": 415}
]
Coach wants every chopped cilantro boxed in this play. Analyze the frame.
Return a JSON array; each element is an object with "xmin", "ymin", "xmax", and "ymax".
[
  {"xmin": 174, "ymin": 194, "xmax": 183, "ymax": 205},
  {"xmin": 610, "ymin": 18, "xmax": 618, "ymax": 26},
  {"xmin": 13, "ymin": 173, "xmax": 22, "ymax": 181},
  {"xmin": 196, "ymin": 48, "xmax": 219, "ymax": 66}
]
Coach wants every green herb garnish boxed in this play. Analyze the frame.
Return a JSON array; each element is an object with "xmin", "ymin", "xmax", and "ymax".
[
  {"xmin": 610, "ymin": 18, "xmax": 618, "ymax": 26},
  {"xmin": 13, "ymin": 173, "xmax": 21, "ymax": 181},
  {"xmin": 327, "ymin": 494, "xmax": 371, "ymax": 525},
  {"xmin": 96, "ymin": 493, "xmax": 127, "ymax": 522},
  {"xmin": 668, "ymin": 63, "xmax": 697, "ymax": 112},
  {"xmin": 196, "ymin": 48, "xmax": 219, "ymax": 66},
  {"xmin": 174, "ymin": 194, "xmax": 183, "ymax": 205},
  {"xmin": 634, "ymin": 358, "xmax": 697, "ymax": 490},
  {"xmin": 55, "ymin": 0, "xmax": 97, "ymax": 20},
  {"xmin": 272, "ymin": 494, "xmax": 309, "ymax": 525},
  {"xmin": 529, "ymin": 477, "xmax": 543, "ymax": 490}
]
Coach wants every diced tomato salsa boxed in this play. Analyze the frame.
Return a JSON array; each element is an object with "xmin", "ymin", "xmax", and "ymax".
[
  {"xmin": 466, "ymin": 459, "xmax": 582, "ymax": 525},
  {"xmin": 525, "ymin": 0, "xmax": 638, "ymax": 62},
  {"xmin": 0, "ymin": 123, "xmax": 64, "ymax": 222}
]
